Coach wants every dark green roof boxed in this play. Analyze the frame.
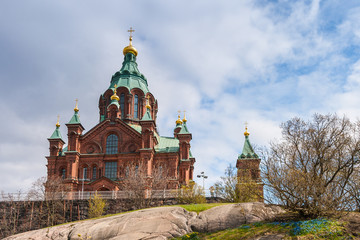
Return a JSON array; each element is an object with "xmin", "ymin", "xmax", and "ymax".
[
  {"xmin": 49, "ymin": 126, "xmax": 63, "ymax": 140},
  {"xmin": 109, "ymin": 53, "xmax": 149, "ymax": 94},
  {"xmin": 68, "ymin": 111, "xmax": 81, "ymax": 124},
  {"xmin": 239, "ymin": 135, "xmax": 258, "ymax": 159}
]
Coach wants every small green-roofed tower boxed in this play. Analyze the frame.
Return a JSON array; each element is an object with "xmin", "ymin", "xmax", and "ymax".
[
  {"xmin": 48, "ymin": 116, "xmax": 65, "ymax": 156},
  {"xmin": 178, "ymin": 112, "xmax": 190, "ymax": 135},
  {"xmin": 68, "ymin": 99, "xmax": 81, "ymax": 124},
  {"xmin": 141, "ymin": 96, "xmax": 153, "ymax": 121},
  {"xmin": 236, "ymin": 125, "xmax": 263, "ymax": 202},
  {"xmin": 66, "ymin": 99, "xmax": 84, "ymax": 152},
  {"xmin": 239, "ymin": 127, "xmax": 258, "ymax": 159},
  {"xmin": 177, "ymin": 111, "xmax": 194, "ymax": 185},
  {"xmin": 49, "ymin": 115, "xmax": 63, "ymax": 140}
]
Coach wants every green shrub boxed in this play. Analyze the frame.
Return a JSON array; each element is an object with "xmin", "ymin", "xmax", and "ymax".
[{"xmin": 88, "ymin": 193, "xmax": 106, "ymax": 218}]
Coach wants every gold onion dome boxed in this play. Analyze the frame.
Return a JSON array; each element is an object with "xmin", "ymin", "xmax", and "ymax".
[
  {"xmin": 111, "ymin": 84, "xmax": 120, "ymax": 101},
  {"xmin": 123, "ymin": 27, "xmax": 138, "ymax": 56},
  {"xmin": 56, "ymin": 115, "xmax": 60, "ymax": 128},
  {"xmin": 182, "ymin": 111, "xmax": 187, "ymax": 123},
  {"xmin": 244, "ymin": 127, "xmax": 250, "ymax": 136},
  {"xmin": 176, "ymin": 114, "xmax": 183, "ymax": 125}
]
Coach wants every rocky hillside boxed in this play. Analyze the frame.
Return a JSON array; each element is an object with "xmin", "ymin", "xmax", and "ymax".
[{"xmin": 4, "ymin": 202, "xmax": 284, "ymax": 240}]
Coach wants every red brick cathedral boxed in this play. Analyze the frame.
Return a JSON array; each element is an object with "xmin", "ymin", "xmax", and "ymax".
[{"xmin": 46, "ymin": 31, "xmax": 195, "ymax": 192}]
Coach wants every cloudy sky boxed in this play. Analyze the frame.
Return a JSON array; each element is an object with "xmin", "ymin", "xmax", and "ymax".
[{"xmin": 1, "ymin": 0, "xmax": 360, "ymax": 193}]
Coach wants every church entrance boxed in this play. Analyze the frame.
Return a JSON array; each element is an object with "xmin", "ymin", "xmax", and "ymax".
[{"xmin": 97, "ymin": 187, "xmax": 110, "ymax": 191}]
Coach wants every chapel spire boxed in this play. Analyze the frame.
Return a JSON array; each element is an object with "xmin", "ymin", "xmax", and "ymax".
[
  {"xmin": 239, "ymin": 125, "xmax": 258, "ymax": 159},
  {"xmin": 49, "ymin": 115, "xmax": 63, "ymax": 139},
  {"xmin": 68, "ymin": 99, "xmax": 81, "ymax": 124}
]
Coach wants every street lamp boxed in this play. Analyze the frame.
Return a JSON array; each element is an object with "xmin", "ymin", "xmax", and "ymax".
[{"xmin": 197, "ymin": 171, "xmax": 208, "ymax": 190}]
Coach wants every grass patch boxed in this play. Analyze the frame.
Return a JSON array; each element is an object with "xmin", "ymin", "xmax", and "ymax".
[
  {"xmin": 174, "ymin": 218, "xmax": 352, "ymax": 240},
  {"xmin": 174, "ymin": 203, "xmax": 232, "ymax": 214}
]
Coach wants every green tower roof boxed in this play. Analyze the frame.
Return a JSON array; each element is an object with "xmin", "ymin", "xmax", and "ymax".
[
  {"xmin": 178, "ymin": 122, "xmax": 190, "ymax": 134},
  {"xmin": 49, "ymin": 125, "xmax": 63, "ymax": 140},
  {"xmin": 109, "ymin": 53, "xmax": 149, "ymax": 94},
  {"xmin": 239, "ymin": 133, "xmax": 258, "ymax": 159},
  {"xmin": 141, "ymin": 108, "xmax": 153, "ymax": 121},
  {"xmin": 68, "ymin": 111, "xmax": 81, "ymax": 124}
]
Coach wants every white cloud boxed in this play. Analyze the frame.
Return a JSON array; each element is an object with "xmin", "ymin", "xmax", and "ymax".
[{"xmin": 1, "ymin": 0, "xmax": 360, "ymax": 193}]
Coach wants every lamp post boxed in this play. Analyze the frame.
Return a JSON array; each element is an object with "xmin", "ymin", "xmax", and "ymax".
[{"xmin": 197, "ymin": 171, "xmax": 208, "ymax": 190}]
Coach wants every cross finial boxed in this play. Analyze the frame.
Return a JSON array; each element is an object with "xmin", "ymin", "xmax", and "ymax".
[
  {"xmin": 128, "ymin": 27, "xmax": 135, "ymax": 37},
  {"xmin": 74, "ymin": 98, "xmax": 79, "ymax": 112},
  {"xmin": 244, "ymin": 121, "xmax": 250, "ymax": 136},
  {"xmin": 183, "ymin": 110, "xmax": 187, "ymax": 123},
  {"xmin": 128, "ymin": 27, "xmax": 135, "ymax": 43},
  {"xmin": 56, "ymin": 115, "xmax": 60, "ymax": 127}
]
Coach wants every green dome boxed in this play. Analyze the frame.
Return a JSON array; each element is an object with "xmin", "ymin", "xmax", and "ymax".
[{"xmin": 109, "ymin": 53, "xmax": 149, "ymax": 94}]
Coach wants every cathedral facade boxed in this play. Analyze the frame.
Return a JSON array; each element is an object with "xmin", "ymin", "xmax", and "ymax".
[{"xmin": 46, "ymin": 32, "xmax": 195, "ymax": 192}]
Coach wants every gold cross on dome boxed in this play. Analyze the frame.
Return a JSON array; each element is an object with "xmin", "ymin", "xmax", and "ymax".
[
  {"xmin": 128, "ymin": 27, "xmax": 135, "ymax": 38},
  {"xmin": 244, "ymin": 121, "xmax": 248, "ymax": 129}
]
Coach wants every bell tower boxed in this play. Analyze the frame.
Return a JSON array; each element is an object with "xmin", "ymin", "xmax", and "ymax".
[{"xmin": 236, "ymin": 125, "xmax": 264, "ymax": 202}]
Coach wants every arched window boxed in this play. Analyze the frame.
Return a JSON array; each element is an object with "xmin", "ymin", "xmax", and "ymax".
[
  {"xmin": 134, "ymin": 94, "xmax": 138, "ymax": 118},
  {"xmin": 61, "ymin": 168, "xmax": 66, "ymax": 179},
  {"xmin": 92, "ymin": 166, "xmax": 97, "ymax": 179},
  {"xmin": 83, "ymin": 167, "xmax": 88, "ymax": 179},
  {"xmin": 106, "ymin": 134, "xmax": 118, "ymax": 154},
  {"xmin": 120, "ymin": 93, "xmax": 125, "ymax": 118}
]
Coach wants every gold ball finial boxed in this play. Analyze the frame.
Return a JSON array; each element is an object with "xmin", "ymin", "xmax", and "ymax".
[
  {"xmin": 74, "ymin": 99, "xmax": 79, "ymax": 112},
  {"xmin": 176, "ymin": 110, "xmax": 183, "ymax": 125},
  {"xmin": 145, "ymin": 95, "xmax": 151, "ymax": 109},
  {"xmin": 56, "ymin": 115, "xmax": 60, "ymax": 128},
  {"xmin": 182, "ymin": 110, "xmax": 187, "ymax": 123},
  {"xmin": 244, "ymin": 121, "xmax": 250, "ymax": 136},
  {"xmin": 123, "ymin": 27, "xmax": 138, "ymax": 56},
  {"xmin": 111, "ymin": 84, "xmax": 120, "ymax": 101}
]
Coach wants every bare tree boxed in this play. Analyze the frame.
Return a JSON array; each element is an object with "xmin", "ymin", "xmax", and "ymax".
[
  {"xmin": 347, "ymin": 164, "xmax": 360, "ymax": 211},
  {"xmin": 120, "ymin": 162, "xmax": 169, "ymax": 208},
  {"xmin": 263, "ymin": 113, "xmax": 360, "ymax": 217},
  {"xmin": 214, "ymin": 164, "xmax": 262, "ymax": 203},
  {"xmin": 27, "ymin": 176, "xmax": 71, "ymax": 226},
  {"xmin": 0, "ymin": 191, "xmax": 23, "ymax": 238}
]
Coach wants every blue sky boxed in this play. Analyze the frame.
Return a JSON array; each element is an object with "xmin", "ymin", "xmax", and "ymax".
[{"xmin": 1, "ymin": 0, "xmax": 360, "ymax": 193}]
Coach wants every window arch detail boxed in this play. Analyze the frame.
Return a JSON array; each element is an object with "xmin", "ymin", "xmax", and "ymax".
[
  {"xmin": 134, "ymin": 94, "xmax": 138, "ymax": 118},
  {"xmin": 106, "ymin": 134, "xmax": 118, "ymax": 154},
  {"xmin": 120, "ymin": 93, "xmax": 125, "ymax": 118}
]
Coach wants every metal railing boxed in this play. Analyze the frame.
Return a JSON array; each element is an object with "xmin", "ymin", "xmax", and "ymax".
[{"xmin": 0, "ymin": 189, "xmax": 215, "ymax": 202}]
